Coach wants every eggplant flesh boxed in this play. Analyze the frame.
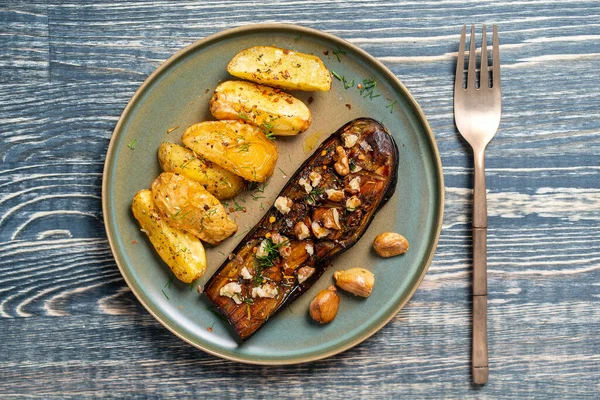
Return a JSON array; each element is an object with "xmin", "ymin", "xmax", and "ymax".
[{"xmin": 204, "ymin": 118, "xmax": 399, "ymax": 340}]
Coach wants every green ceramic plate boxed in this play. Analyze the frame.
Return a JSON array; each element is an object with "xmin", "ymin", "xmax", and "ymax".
[{"xmin": 103, "ymin": 24, "xmax": 444, "ymax": 365}]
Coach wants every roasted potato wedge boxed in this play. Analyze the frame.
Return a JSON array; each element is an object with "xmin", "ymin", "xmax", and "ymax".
[
  {"xmin": 227, "ymin": 46, "xmax": 332, "ymax": 92},
  {"xmin": 209, "ymin": 81, "xmax": 311, "ymax": 136},
  {"xmin": 181, "ymin": 120, "xmax": 278, "ymax": 182},
  {"xmin": 151, "ymin": 172, "xmax": 238, "ymax": 245},
  {"xmin": 158, "ymin": 142, "xmax": 243, "ymax": 199},
  {"xmin": 132, "ymin": 189, "xmax": 206, "ymax": 283}
]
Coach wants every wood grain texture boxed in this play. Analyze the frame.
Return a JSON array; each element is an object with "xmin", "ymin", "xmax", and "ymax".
[{"xmin": 1, "ymin": 0, "xmax": 599, "ymax": 398}]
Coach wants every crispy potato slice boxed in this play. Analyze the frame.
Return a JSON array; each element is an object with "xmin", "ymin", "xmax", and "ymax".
[
  {"xmin": 209, "ymin": 81, "xmax": 311, "ymax": 136},
  {"xmin": 181, "ymin": 120, "xmax": 278, "ymax": 182},
  {"xmin": 227, "ymin": 46, "xmax": 332, "ymax": 92},
  {"xmin": 151, "ymin": 172, "xmax": 237, "ymax": 245},
  {"xmin": 158, "ymin": 142, "xmax": 243, "ymax": 200},
  {"xmin": 132, "ymin": 189, "xmax": 206, "ymax": 283}
]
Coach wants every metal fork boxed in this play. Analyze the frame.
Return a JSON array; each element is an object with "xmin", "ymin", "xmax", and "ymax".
[{"xmin": 454, "ymin": 25, "xmax": 501, "ymax": 385}]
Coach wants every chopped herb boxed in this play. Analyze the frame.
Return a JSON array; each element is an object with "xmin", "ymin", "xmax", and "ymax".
[
  {"xmin": 222, "ymin": 201, "xmax": 229, "ymax": 207},
  {"xmin": 295, "ymin": 63, "xmax": 302, "ymax": 68},
  {"xmin": 331, "ymin": 70, "xmax": 343, "ymax": 81},
  {"xmin": 179, "ymin": 158, "xmax": 194, "ymax": 169},
  {"xmin": 261, "ymin": 122, "xmax": 275, "ymax": 140},
  {"xmin": 162, "ymin": 289, "xmax": 169, "ymax": 300},
  {"xmin": 294, "ymin": 35, "xmax": 303, "ymax": 42},
  {"xmin": 251, "ymin": 193, "xmax": 265, "ymax": 201},
  {"xmin": 205, "ymin": 208, "xmax": 217, "ymax": 219},
  {"xmin": 307, "ymin": 187, "xmax": 323, "ymax": 204},
  {"xmin": 209, "ymin": 322, "xmax": 215, "ymax": 331},
  {"xmin": 217, "ymin": 250, "xmax": 226, "ymax": 256},
  {"xmin": 278, "ymin": 167, "xmax": 287, "ymax": 176},
  {"xmin": 255, "ymin": 238, "xmax": 289, "ymax": 269},
  {"xmin": 386, "ymin": 99, "xmax": 398, "ymax": 113},
  {"xmin": 233, "ymin": 199, "xmax": 245, "ymax": 212},
  {"xmin": 164, "ymin": 274, "xmax": 174, "ymax": 289},
  {"xmin": 349, "ymin": 158, "xmax": 357, "ymax": 171},
  {"xmin": 237, "ymin": 143, "xmax": 250, "ymax": 152},
  {"xmin": 238, "ymin": 112, "xmax": 249, "ymax": 120},
  {"xmin": 359, "ymin": 78, "xmax": 380, "ymax": 99},
  {"xmin": 172, "ymin": 210, "xmax": 191, "ymax": 220},
  {"xmin": 343, "ymin": 76, "xmax": 355, "ymax": 89},
  {"xmin": 259, "ymin": 202, "xmax": 265, "ymax": 211},
  {"xmin": 254, "ymin": 182, "xmax": 266, "ymax": 193},
  {"xmin": 127, "ymin": 139, "xmax": 137, "ymax": 150},
  {"xmin": 333, "ymin": 46, "xmax": 346, "ymax": 62}
]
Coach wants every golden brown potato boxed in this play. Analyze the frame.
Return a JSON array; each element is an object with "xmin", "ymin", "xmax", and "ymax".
[
  {"xmin": 181, "ymin": 120, "xmax": 278, "ymax": 182},
  {"xmin": 131, "ymin": 189, "xmax": 206, "ymax": 283},
  {"xmin": 209, "ymin": 81, "xmax": 311, "ymax": 136},
  {"xmin": 227, "ymin": 46, "xmax": 332, "ymax": 92},
  {"xmin": 157, "ymin": 142, "xmax": 243, "ymax": 200},
  {"xmin": 151, "ymin": 172, "xmax": 238, "ymax": 245}
]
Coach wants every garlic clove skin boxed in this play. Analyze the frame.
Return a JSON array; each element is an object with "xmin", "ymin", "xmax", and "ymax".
[
  {"xmin": 309, "ymin": 285, "xmax": 340, "ymax": 324},
  {"xmin": 372, "ymin": 232, "xmax": 409, "ymax": 257},
  {"xmin": 333, "ymin": 268, "xmax": 374, "ymax": 297}
]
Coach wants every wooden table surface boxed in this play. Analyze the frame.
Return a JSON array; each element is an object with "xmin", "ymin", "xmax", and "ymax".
[{"xmin": 1, "ymin": 1, "xmax": 599, "ymax": 398}]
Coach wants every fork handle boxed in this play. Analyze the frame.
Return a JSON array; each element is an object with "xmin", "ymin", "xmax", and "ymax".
[{"xmin": 472, "ymin": 149, "xmax": 488, "ymax": 384}]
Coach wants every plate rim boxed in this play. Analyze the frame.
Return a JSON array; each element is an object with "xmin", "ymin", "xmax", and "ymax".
[{"xmin": 102, "ymin": 23, "xmax": 445, "ymax": 365}]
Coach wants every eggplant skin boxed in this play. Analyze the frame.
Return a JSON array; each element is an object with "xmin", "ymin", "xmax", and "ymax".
[{"xmin": 204, "ymin": 118, "xmax": 399, "ymax": 340}]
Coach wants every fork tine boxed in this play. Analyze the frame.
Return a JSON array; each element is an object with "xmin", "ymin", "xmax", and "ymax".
[
  {"xmin": 492, "ymin": 25, "xmax": 501, "ymax": 89},
  {"xmin": 467, "ymin": 25, "xmax": 477, "ymax": 89},
  {"xmin": 481, "ymin": 25, "xmax": 488, "ymax": 88},
  {"xmin": 455, "ymin": 25, "xmax": 466, "ymax": 93}
]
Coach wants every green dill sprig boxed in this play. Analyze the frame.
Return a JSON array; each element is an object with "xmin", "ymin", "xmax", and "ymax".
[
  {"xmin": 306, "ymin": 187, "xmax": 323, "ymax": 204},
  {"xmin": 359, "ymin": 78, "xmax": 380, "ymax": 99},
  {"xmin": 343, "ymin": 76, "xmax": 355, "ymax": 89},
  {"xmin": 233, "ymin": 199, "xmax": 245, "ymax": 212},
  {"xmin": 237, "ymin": 143, "xmax": 250, "ymax": 152},
  {"xmin": 331, "ymin": 70, "xmax": 343, "ymax": 81},
  {"xmin": 386, "ymin": 99, "xmax": 397, "ymax": 113},
  {"xmin": 333, "ymin": 46, "xmax": 346, "ymax": 62},
  {"xmin": 127, "ymin": 139, "xmax": 137, "ymax": 150}
]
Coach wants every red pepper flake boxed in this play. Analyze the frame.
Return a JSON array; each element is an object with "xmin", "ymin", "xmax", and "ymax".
[
  {"xmin": 285, "ymin": 98, "xmax": 293, "ymax": 104},
  {"xmin": 229, "ymin": 207, "xmax": 234, "ymax": 213},
  {"xmin": 179, "ymin": 305, "xmax": 183, "ymax": 309},
  {"xmin": 273, "ymin": 97, "xmax": 279, "ymax": 102},
  {"xmin": 345, "ymin": 104, "xmax": 352, "ymax": 110},
  {"xmin": 307, "ymin": 96, "xmax": 314, "ymax": 105},
  {"xmin": 357, "ymin": 83, "xmax": 364, "ymax": 90},
  {"xmin": 207, "ymin": 327, "xmax": 213, "ymax": 332},
  {"xmin": 132, "ymin": 240, "xmax": 138, "ymax": 244},
  {"xmin": 205, "ymin": 88, "xmax": 210, "ymax": 94},
  {"xmin": 323, "ymin": 50, "xmax": 329, "ymax": 55},
  {"xmin": 283, "ymin": 49, "xmax": 290, "ymax": 55}
]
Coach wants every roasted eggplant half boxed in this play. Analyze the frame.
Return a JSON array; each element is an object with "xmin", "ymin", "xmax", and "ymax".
[{"xmin": 204, "ymin": 118, "xmax": 398, "ymax": 340}]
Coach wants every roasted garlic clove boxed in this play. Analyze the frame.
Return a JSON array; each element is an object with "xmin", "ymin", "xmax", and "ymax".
[
  {"xmin": 333, "ymin": 268, "xmax": 374, "ymax": 297},
  {"xmin": 372, "ymin": 232, "xmax": 409, "ymax": 257},
  {"xmin": 309, "ymin": 285, "xmax": 340, "ymax": 324}
]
